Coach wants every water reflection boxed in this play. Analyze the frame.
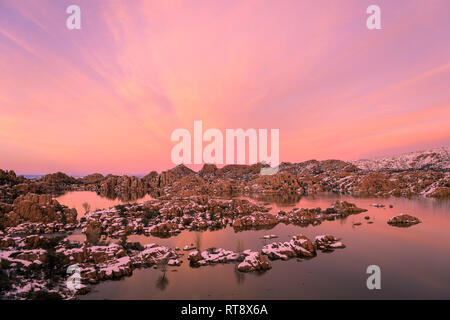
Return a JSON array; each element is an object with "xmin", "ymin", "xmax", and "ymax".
[
  {"xmin": 155, "ymin": 260, "xmax": 170, "ymax": 291},
  {"xmin": 156, "ymin": 273, "xmax": 169, "ymax": 291},
  {"xmin": 99, "ymin": 190, "xmax": 149, "ymax": 203},
  {"xmin": 245, "ymin": 193, "xmax": 301, "ymax": 206},
  {"xmin": 234, "ymin": 265, "xmax": 245, "ymax": 285},
  {"xmin": 79, "ymin": 194, "xmax": 450, "ymax": 300},
  {"xmin": 55, "ymin": 191, "xmax": 153, "ymax": 219}
]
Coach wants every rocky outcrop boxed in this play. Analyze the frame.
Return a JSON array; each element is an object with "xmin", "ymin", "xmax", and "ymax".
[
  {"xmin": 387, "ymin": 214, "xmax": 421, "ymax": 227},
  {"xmin": 237, "ymin": 251, "xmax": 272, "ymax": 272},
  {"xmin": 85, "ymin": 221, "xmax": 102, "ymax": 244},
  {"xmin": 280, "ymin": 159, "xmax": 359, "ymax": 175},
  {"xmin": 428, "ymin": 187, "xmax": 450, "ymax": 198},
  {"xmin": 232, "ymin": 212, "xmax": 278, "ymax": 230},
  {"xmin": 188, "ymin": 248, "xmax": 242, "ymax": 266},
  {"xmin": 0, "ymin": 170, "xmax": 24, "ymax": 186},
  {"xmin": 158, "ymin": 164, "xmax": 196, "ymax": 187},
  {"xmin": 40, "ymin": 172, "xmax": 76, "ymax": 184},
  {"xmin": 1, "ymin": 193, "xmax": 77, "ymax": 228},
  {"xmin": 261, "ymin": 235, "xmax": 316, "ymax": 260},
  {"xmin": 351, "ymin": 147, "xmax": 450, "ymax": 172},
  {"xmin": 314, "ymin": 235, "xmax": 346, "ymax": 251},
  {"xmin": 214, "ymin": 163, "xmax": 264, "ymax": 180},
  {"xmin": 329, "ymin": 200, "xmax": 367, "ymax": 216},
  {"xmin": 79, "ymin": 173, "xmax": 105, "ymax": 184},
  {"xmin": 198, "ymin": 164, "xmax": 218, "ymax": 178},
  {"xmin": 248, "ymin": 172, "xmax": 303, "ymax": 195},
  {"xmin": 141, "ymin": 171, "xmax": 159, "ymax": 188},
  {"xmin": 99, "ymin": 175, "xmax": 147, "ymax": 201}
]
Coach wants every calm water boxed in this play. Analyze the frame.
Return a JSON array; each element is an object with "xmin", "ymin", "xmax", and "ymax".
[
  {"xmin": 57, "ymin": 192, "xmax": 450, "ymax": 299},
  {"xmin": 55, "ymin": 191, "xmax": 153, "ymax": 219}
]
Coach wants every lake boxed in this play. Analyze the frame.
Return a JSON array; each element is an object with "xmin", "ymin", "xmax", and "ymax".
[
  {"xmin": 56, "ymin": 191, "xmax": 450, "ymax": 299},
  {"xmin": 55, "ymin": 191, "xmax": 153, "ymax": 219}
]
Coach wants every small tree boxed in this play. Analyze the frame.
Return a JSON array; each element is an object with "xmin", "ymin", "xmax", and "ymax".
[{"xmin": 82, "ymin": 202, "xmax": 91, "ymax": 214}]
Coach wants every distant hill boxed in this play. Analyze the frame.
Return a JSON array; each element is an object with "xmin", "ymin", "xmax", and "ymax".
[{"xmin": 351, "ymin": 147, "xmax": 450, "ymax": 172}]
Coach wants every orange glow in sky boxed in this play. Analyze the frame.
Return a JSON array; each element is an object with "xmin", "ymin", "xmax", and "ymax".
[{"xmin": 0, "ymin": 0, "xmax": 449, "ymax": 175}]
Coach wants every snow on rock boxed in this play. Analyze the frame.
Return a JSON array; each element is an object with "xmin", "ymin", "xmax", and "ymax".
[
  {"xmin": 314, "ymin": 235, "xmax": 346, "ymax": 251},
  {"xmin": 183, "ymin": 244, "xmax": 196, "ymax": 251},
  {"xmin": 188, "ymin": 248, "xmax": 241, "ymax": 266},
  {"xmin": 237, "ymin": 250, "xmax": 272, "ymax": 272},
  {"xmin": 261, "ymin": 235, "xmax": 316, "ymax": 260},
  {"xmin": 351, "ymin": 147, "xmax": 450, "ymax": 172},
  {"xmin": 262, "ymin": 234, "xmax": 278, "ymax": 239},
  {"xmin": 168, "ymin": 259, "xmax": 182, "ymax": 266}
]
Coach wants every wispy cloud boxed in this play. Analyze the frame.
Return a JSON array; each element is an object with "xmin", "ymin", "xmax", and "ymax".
[{"xmin": 0, "ymin": 0, "xmax": 449, "ymax": 174}]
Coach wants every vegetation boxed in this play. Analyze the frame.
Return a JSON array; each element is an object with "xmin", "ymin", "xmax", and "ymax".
[{"xmin": 82, "ymin": 202, "xmax": 91, "ymax": 213}]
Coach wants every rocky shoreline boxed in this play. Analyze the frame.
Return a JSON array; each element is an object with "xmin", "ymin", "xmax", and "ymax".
[
  {"xmin": 0, "ymin": 158, "xmax": 444, "ymax": 299},
  {"xmin": 0, "ymin": 192, "xmax": 423, "ymax": 300},
  {"xmin": 1, "ymin": 158, "xmax": 449, "ymax": 207}
]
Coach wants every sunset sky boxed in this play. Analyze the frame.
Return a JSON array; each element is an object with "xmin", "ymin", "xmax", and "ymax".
[{"xmin": 1, "ymin": 0, "xmax": 449, "ymax": 175}]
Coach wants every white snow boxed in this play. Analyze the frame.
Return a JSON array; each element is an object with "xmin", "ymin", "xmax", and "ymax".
[{"xmin": 351, "ymin": 147, "xmax": 450, "ymax": 172}]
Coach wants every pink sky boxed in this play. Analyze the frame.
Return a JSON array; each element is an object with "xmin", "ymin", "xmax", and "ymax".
[{"xmin": 1, "ymin": 0, "xmax": 449, "ymax": 175}]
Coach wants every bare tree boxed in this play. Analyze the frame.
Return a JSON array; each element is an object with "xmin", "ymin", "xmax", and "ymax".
[{"xmin": 82, "ymin": 202, "xmax": 91, "ymax": 214}]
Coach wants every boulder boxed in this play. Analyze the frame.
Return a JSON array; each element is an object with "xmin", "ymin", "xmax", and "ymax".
[{"xmin": 387, "ymin": 214, "xmax": 421, "ymax": 227}]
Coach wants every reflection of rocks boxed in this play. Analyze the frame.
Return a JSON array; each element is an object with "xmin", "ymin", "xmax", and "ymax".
[
  {"xmin": 249, "ymin": 193, "xmax": 302, "ymax": 205},
  {"xmin": 387, "ymin": 214, "xmax": 421, "ymax": 227},
  {"xmin": 156, "ymin": 273, "xmax": 169, "ymax": 291}
]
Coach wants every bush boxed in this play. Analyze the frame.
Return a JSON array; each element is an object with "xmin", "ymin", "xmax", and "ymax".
[
  {"xmin": 143, "ymin": 207, "xmax": 159, "ymax": 219},
  {"xmin": 31, "ymin": 290, "xmax": 63, "ymax": 300}
]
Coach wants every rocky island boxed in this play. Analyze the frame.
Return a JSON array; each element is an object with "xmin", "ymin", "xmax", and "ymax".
[{"xmin": 0, "ymin": 148, "xmax": 448, "ymax": 299}]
